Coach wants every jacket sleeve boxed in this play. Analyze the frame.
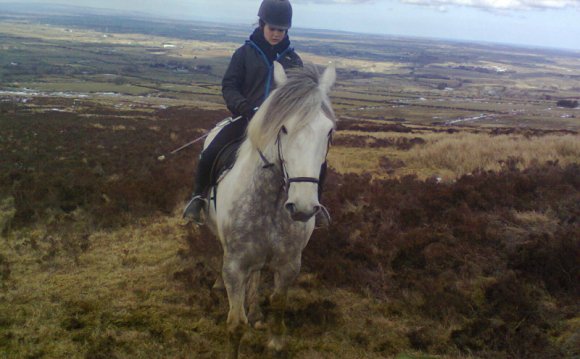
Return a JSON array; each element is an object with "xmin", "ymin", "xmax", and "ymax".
[
  {"xmin": 279, "ymin": 50, "xmax": 303, "ymax": 71},
  {"xmin": 292, "ymin": 52, "xmax": 303, "ymax": 68},
  {"xmin": 222, "ymin": 47, "xmax": 250, "ymax": 115}
]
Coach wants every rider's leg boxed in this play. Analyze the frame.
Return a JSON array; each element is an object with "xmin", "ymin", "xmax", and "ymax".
[
  {"xmin": 183, "ymin": 117, "xmax": 249, "ymax": 222},
  {"xmin": 182, "ymin": 151, "xmax": 213, "ymax": 223},
  {"xmin": 318, "ymin": 161, "xmax": 327, "ymax": 200}
]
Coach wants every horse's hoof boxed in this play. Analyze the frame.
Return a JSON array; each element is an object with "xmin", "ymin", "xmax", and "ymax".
[
  {"xmin": 268, "ymin": 347, "xmax": 289, "ymax": 359},
  {"xmin": 212, "ymin": 278, "xmax": 225, "ymax": 292},
  {"xmin": 253, "ymin": 320, "xmax": 267, "ymax": 330},
  {"xmin": 267, "ymin": 337, "xmax": 286, "ymax": 353}
]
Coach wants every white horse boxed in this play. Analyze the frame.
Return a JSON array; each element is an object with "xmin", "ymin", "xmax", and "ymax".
[{"xmin": 202, "ymin": 62, "xmax": 336, "ymax": 358}]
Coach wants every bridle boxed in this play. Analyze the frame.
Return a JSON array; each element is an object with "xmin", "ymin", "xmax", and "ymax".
[
  {"xmin": 258, "ymin": 125, "xmax": 332, "ymax": 193},
  {"xmin": 255, "ymin": 118, "xmax": 334, "ymax": 224}
]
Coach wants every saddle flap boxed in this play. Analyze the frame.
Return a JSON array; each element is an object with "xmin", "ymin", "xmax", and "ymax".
[{"xmin": 209, "ymin": 138, "xmax": 243, "ymax": 187}]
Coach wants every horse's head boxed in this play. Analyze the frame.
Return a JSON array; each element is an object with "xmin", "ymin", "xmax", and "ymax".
[{"xmin": 249, "ymin": 62, "xmax": 336, "ymax": 222}]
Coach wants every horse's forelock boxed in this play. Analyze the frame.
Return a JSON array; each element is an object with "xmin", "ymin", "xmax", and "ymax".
[{"xmin": 248, "ymin": 64, "xmax": 335, "ymax": 150}]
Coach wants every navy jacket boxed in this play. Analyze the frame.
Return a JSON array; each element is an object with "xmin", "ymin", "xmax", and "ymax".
[{"xmin": 222, "ymin": 27, "xmax": 302, "ymax": 118}]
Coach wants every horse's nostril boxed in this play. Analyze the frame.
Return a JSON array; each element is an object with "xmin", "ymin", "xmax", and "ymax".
[
  {"xmin": 313, "ymin": 205, "xmax": 321, "ymax": 214},
  {"xmin": 285, "ymin": 203, "xmax": 296, "ymax": 214}
]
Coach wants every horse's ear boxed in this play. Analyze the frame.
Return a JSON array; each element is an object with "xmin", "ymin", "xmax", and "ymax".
[
  {"xmin": 273, "ymin": 61, "xmax": 287, "ymax": 87},
  {"xmin": 319, "ymin": 62, "xmax": 336, "ymax": 95}
]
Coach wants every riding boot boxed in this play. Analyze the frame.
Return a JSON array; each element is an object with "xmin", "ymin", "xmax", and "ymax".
[
  {"xmin": 315, "ymin": 162, "xmax": 330, "ymax": 228},
  {"xmin": 183, "ymin": 116, "xmax": 249, "ymax": 224},
  {"xmin": 183, "ymin": 152, "xmax": 212, "ymax": 224}
]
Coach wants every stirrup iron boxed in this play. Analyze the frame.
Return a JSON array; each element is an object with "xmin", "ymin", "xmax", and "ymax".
[{"xmin": 183, "ymin": 195, "xmax": 207, "ymax": 224}]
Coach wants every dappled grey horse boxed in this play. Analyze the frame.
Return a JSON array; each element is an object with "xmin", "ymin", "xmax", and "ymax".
[{"xmin": 202, "ymin": 61, "xmax": 336, "ymax": 358}]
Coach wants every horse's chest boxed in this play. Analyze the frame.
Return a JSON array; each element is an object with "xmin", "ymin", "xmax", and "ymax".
[
  {"xmin": 222, "ymin": 181, "xmax": 308, "ymax": 255},
  {"xmin": 232, "ymin": 187, "xmax": 285, "ymax": 234}
]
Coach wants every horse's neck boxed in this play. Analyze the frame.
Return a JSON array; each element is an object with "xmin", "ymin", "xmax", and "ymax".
[{"xmin": 234, "ymin": 139, "xmax": 283, "ymax": 196}]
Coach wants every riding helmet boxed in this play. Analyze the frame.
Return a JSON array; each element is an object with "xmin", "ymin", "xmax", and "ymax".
[{"xmin": 257, "ymin": 0, "xmax": 292, "ymax": 29}]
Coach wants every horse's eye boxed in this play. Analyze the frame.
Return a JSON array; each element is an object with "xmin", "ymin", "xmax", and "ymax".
[{"xmin": 281, "ymin": 126, "xmax": 288, "ymax": 134}]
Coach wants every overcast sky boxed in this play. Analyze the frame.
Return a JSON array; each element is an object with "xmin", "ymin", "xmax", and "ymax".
[{"xmin": 2, "ymin": 0, "xmax": 579, "ymax": 51}]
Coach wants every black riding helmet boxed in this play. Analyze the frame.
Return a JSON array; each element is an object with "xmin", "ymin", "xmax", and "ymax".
[{"xmin": 257, "ymin": 0, "xmax": 292, "ymax": 29}]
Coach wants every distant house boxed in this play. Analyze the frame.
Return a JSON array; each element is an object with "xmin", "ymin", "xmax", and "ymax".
[{"xmin": 556, "ymin": 99, "xmax": 578, "ymax": 108}]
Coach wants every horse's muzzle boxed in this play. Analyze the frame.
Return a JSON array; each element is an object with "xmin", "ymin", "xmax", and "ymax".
[{"xmin": 285, "ymin": 203, "xmax": 320, "ymax": 222}]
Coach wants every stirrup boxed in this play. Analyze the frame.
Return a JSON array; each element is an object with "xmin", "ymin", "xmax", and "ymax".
[
  {"xmin": 182, "ymin": 195, "xmax": 207, "ymax": 224},
  {"xmin": 315, "ymin": 205, "xmax": 331, "ymax": 229}
]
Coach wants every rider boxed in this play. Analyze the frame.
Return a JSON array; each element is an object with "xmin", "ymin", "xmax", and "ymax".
[{"xmin": 183, "ymin": 0, "xmax": 327, "ymax": 225}]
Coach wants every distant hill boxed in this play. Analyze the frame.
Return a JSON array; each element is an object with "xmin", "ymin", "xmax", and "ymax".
[{"xmin": 0, "ymin": 2, "xmax": 136, "ymax": 17}]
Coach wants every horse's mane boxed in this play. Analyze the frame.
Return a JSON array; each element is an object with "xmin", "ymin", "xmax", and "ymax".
[{"xmin": 247, "ymin": 64, "xmax": 335, "ymax": 150}]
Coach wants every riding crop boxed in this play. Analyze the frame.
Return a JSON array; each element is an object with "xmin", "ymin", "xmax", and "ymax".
[{"xmin": 157, "ymin": 115, "xmax": 243, "ymax": 161}]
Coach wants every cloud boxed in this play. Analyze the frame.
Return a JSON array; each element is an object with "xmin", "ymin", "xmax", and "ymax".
[
  {"xmin": 292, "ymin": 0, "xmax": 374, "ymax": 3},
  {"xmin": 293, "ymin": 0, "xmax": 580, "ymax": 10},
  {"xmin": 402, "ymin": 0, "xmax": 580, "ymax": 10}
]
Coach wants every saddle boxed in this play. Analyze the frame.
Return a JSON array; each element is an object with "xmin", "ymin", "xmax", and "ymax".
[{"xmin": 208, "ymin": 138, "xmax": 243, "ymax": 189}]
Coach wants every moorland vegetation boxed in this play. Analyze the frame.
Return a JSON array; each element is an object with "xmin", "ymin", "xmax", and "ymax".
[
  {"xmin": 1, "ymin": 9, "xmax": 579, "ymax": 359},
  {"xmin": 1, "ymin": 100, "xmax": 578, "ymax": 359}
]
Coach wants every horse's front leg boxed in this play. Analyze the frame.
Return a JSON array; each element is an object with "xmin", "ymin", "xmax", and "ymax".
[
  {"xmin": 222, "ymin": 258, "xmax": 250, "ymax": 359},
  {"xmin": 268, "ymin": 259, "xmax": 301, "ymax": 353},
  {"xmin": 246, "ymin": 271, "xmax": 265, "ymax": 329}
]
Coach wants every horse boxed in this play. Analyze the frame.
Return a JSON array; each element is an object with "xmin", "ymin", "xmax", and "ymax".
[{"xmin": 202, "ymin": 61, "xmax": 336, "ymax": 358}]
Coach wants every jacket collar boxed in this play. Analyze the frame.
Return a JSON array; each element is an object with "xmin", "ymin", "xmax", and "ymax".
[{"xmin": 249, "ymin": 27, "xmax": 291, "ymax": 64}]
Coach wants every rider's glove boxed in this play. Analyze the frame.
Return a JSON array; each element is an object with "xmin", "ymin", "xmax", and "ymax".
[{"xmin": 238, "ymin": 101, "xmax": 256, "ymax": 120}]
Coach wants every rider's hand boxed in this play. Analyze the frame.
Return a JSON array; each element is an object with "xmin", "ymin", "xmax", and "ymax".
[{"xmin": 238, "ymin": 102, "xmax": 256, "ymax": 120}]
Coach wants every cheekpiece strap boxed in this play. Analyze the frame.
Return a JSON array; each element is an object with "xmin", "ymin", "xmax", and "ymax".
[{"xmin": 258, "ymin": 149, "xmax": 275, "ymax": 169}]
